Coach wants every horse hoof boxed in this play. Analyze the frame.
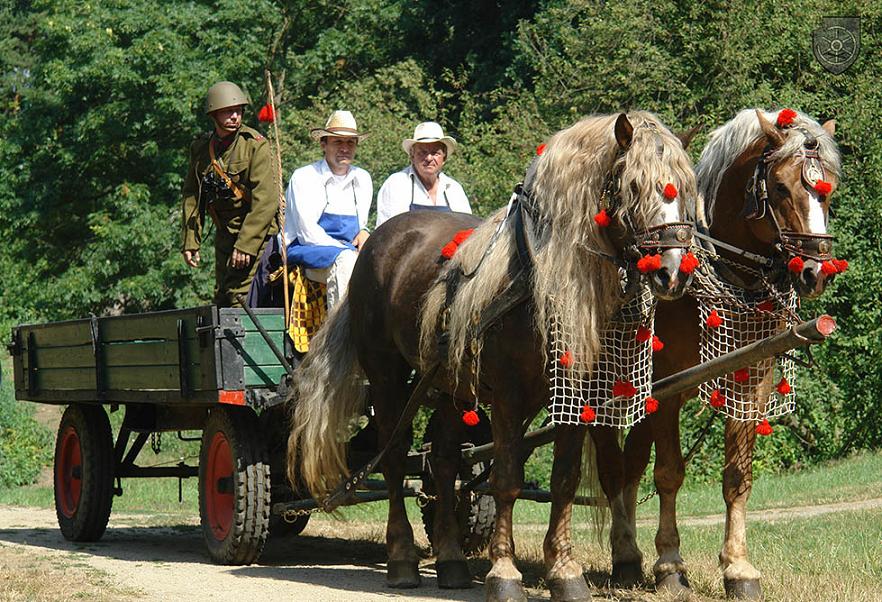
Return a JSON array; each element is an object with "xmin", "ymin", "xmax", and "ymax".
[
  {"xmin": 436, "ymin": 560, "xmax": 472, "ymax": 589},
  {"xmin": 611, "ymin": 561, "xmax": 643, "ymax": 588},
  {"xmin": 724, "ymin": 578, "xmax": 763, "ymax": 600},
  {"xmin": 485, "ymin": 576, "xmax": 527, "ymax": 602},
  {"xmin": 548, "ymin": 575, "xmax": 592, "ymax": 601},
  {"xmin": 656, "ymin": 571, "xmax": 691, "ymax": 598},
  {"xmin": 386, "ymin": 560, "xmax": 420, "ymax": 588}
]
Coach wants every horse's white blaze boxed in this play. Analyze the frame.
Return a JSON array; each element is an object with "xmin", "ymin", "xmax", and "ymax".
[
  {"xmin": 660, "ymin": 198, "xmax": 681, "ymax": 224},
  {"xmin": 807, "ymin": 190, "xmax": 827, "ymax": 234}
]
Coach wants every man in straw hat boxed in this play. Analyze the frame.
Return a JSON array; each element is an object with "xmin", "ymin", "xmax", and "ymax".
[
  {"xmin": 375, "ymin": 121, "xmax": 470, "ymax": 228},
  {"xmin": 181, "ymin": 81, "xmax": 279, "ymax": 307},
  {"xmin": 282, "ymin": 110, "xmax": 372, "ymax": 308}
]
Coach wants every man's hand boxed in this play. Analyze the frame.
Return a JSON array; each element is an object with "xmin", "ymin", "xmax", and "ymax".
[
  {"xmin": 231, "ymin": 248, "xmax": 253, "ymax": 269},
  {"xmin": 183, "ymin": 250, "xmax": 200, "ymax": 268},
  {"xmin": 352, "ymin": 229, "xmax": 370, "ymax": 251}
]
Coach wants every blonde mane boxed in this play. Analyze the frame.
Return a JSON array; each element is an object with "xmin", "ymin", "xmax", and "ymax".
[
  {"xmin": 420, "ymin": 111, "xmax": 696, "ymax": 382},
  {"xmin": 696, "ymin": 108, "xmax": 841, "ymax": 225}
]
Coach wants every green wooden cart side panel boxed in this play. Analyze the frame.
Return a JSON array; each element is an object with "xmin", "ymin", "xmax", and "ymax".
[
  {"xmin": 32, "ymin": 345, "xmax": 95, "ymax": 369},
  {"xmin": 104, "ymin": 339, "xmax": 182, "ymax": 367},
  {"xmin": 240, "ymin": 313, "xmax": 285, "ymax": 333},
  {"xmin": 105, "ymin": 365, "xmax": 180, "ymax": 390},
  {"xmin": 245, "ymin": 364, "xmax": 288, "ymax": 387},
  {"xmin": 101, "ymin": 314, "xmax": 184, "ymax": 342},
  {"xmin": 36, "ymin": 367, "xmax": 96, "ymax": 390},
  {"xmin": 241, "ymin": 332, "xmax": 287, "ymax": 366},
  {"xmin": 26, "ymin": 322, "xmax": 92, "ymax": 347}
]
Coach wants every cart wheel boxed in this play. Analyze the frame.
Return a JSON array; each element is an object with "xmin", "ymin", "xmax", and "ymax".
[
  {"xmin": 421, "ymin": 408, "xmax": 496, "ymax": 556},
  {"xmin": 199, "ymin": 406, "xmax": 270, "ymax": 565},
  {"xmin": 54, "ymin": 404, "xmax": 114, "ymax": 542}
]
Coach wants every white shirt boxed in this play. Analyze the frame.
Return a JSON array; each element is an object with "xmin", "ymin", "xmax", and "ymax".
[
  {"xmin": 281, "ymin": 159, "xmax": 373, "ymax": 248},
  {"xmin": 375, "ymin": 166, "xmax": 471, "ymax": 228}
]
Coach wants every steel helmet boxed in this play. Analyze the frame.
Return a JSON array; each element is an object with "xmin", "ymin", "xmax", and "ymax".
[{"xmin": 204, "ymin": 81, "xmax": 250, "ymax": 114}]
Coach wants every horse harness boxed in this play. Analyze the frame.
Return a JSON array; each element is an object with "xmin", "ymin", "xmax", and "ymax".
[{"xmin": 704, "ymin": 130, "xmax": 835, "ymax": 290}]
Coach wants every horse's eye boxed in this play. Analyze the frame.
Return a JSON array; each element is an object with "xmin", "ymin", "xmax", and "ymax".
[{"xmin": 774, "ymin": 183, "xmax": 789, "ymax": 197}]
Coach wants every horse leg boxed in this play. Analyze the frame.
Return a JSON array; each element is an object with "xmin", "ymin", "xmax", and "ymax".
[
  {"xmin": 720, "ymin": 417, "xmax": 762, "ymax": 600},
  {"xmin": 427, "ymin": 399, "xmax": 472, "ymax": 588},
  {"xmin": 607, "ymin": 419, "xmax": 654, "ymax": 587},
  {"xmin": 485, "ymin": 394, "xmax": 527, "ymax": 602},
  {"xmin": 652, "ymin": 392, "xmax": 690, "ymax": 595},
  {"xmin": 590, "ymin": 426, "xmax": 641, "ymax": 589},
  {"xmin": 363, "ymin": 354, "xmax": 422, "ymax": 588},
  {"xmin": 544, "ymin": 425, "xmax": 592, "ymax": 602}
]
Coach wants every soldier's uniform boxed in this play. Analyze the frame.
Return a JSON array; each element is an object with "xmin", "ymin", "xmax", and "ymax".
[{"xmin": 181, "ymin": 83, "xmax": 279, "ymax": 307}]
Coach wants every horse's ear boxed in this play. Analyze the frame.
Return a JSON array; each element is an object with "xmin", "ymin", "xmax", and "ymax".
[
  {"xmin": 756, "ymin": 109, "xmax": 786, "ymax": 148},
  {"xmin": 615, "ymin": 113, "xmax": 634, "ymax": 150},
  {"xmin": 821, "ymin": 119, "xmax": 836, "ymax": 136},
  {"xmin": 677, "ymin": 125, "xmax": 701, "ymax": 150}
]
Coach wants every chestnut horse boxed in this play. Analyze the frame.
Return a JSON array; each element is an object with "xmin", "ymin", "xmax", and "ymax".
[
  {"xmin": 591, "ymin": 109, "xmax": 840, "ymax": 599},
  {"xmin": 288, "ymin": 112, "xmax": 697, "ymax": 602}
]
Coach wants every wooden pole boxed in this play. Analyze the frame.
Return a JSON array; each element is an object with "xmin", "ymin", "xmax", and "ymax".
[{"xmin": 265, "ymin": 70, "xmax": 291, "ymax": 329}]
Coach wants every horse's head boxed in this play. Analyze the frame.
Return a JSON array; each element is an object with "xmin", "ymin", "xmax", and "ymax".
[
  {"xmin": 745, "ymin": 110, "xmax": 840, "ymax": 298},
  {"xmin": 608, "ymin": 113, "xmax": 698, "ymax": 300}
]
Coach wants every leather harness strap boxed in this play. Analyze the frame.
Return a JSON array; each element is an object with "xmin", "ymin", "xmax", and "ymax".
[{"xmin": 208, "ymin": 137, "xmax": 246, "ymax": 201}]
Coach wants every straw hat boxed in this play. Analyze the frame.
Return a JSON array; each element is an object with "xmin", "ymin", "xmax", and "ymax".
[
  {"xmin": 402, "ymin": 121, "xmax": 457, "ymax": 157},
  {"xmin": 310, "ymin": 110, "xmax": 368, "ymax": 141}
]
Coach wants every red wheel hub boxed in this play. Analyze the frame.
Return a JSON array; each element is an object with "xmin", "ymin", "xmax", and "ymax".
[
  {"xmin": 56, "ymin": 426, "xmax": 82, "ymax": 518},
  {"xmin": 205, "ymin": 431, "xmax": 234, "ymax": 540}
]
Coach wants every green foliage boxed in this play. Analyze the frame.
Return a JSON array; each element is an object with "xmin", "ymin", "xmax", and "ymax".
[
  {"xmin": 0, "ymin": 0, "xmax": 879, "ymax": 485},
  {"xmin": 0, "ymin": 367, "xmax": 53, "ymax": 488}
]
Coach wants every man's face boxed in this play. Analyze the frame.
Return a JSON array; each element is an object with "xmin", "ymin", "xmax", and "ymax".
[
  {"xmin": 211, "ymin": 105, "xmax": 244, "ymax": 136},
  {"xmin": 411, "ymin": 142, "xmax": 447, "ymax": 182},
  {"xmin": 321, "ymin": 136, "xmax": 358, "ymax": 174}
]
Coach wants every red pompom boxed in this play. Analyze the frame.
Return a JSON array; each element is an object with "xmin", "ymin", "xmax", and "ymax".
[
  {"xmin": 462, "ymin": 410, "xmax": 480, "ymax": 427},
  {"xmin": 580, "ymin": 405, "xmax": 596, "ymax": 423},
  {"xmin": 637, "ymin": 254, "xmax": 662, "ymax": 273},
  {"xmin": 593, "ymin": 208, "xmax": 611, "ymax": 227},
  {"xmin": 559, "ymin": 350, "xmax": 574, "ymax": 368},
  {"xmin": 776, "ymin": 378, "xmax": 791, "ymax": 394},
  {"xmin": 662, "ymin": 183, "xmax": 678, "ymax": 200},
  {"xmin": 441, "ymin": 241, "xmax": 458, "ymax": 259},
  {"xmin": 756, "ymin": 419, "xmax": 773, "ymax": 436},
  {"xmin": 679, "ymin": 251, "xmax": 699, "ymax": 274},
  {"xmin": 652, "ymin": 335, "xmax": 665, "ymax": 352},
  {"xmin": 776, "ymin": 108, "xmax": 797, "ymax": 128},
  {"xmin": 814, "ymin": 180, "xmax": 832, "ymax": 195},
  {"xmin": 709, "ymin": 389, "xmax": 725, "ymax": 408},
  {"xmin": 612, "ymin": 380, "xmax": 637, "ymax": 398},
  {"xmin": 821, "ymin": 260, "xmax": 838, "ymax": 275},
  {"xmin": 536, "ymin": 143, "xmax": 547, "ymax": 156},
  {"xmin": 733, "ymin": 368, "xmax": 750, "ymax": 383},
  {"xmin": 258, "ymin": 103, "xmax": 275, "ymax": 123},
  {"xmin": 635, "ymin": 325, "xmax": 652, "ymax": 342},
  {"xmin": 757, "ymin": 299, "xmax": 774, "ymax": 312},
  {"xmin": 832, "ymin": 258, "xmax": 849, "ymax": 273},
  {"xmin": 452, "ymin": 228, "xmax": 475, "ymax": 245},
  {"xmin": 787, "ymin": 256, "xmax": 805, "ymax": 274},
  {"xmin": 645, "ymin": 396, "xmax": 659, "ymax": 414},
  {"xmin": 706, "ymin": 309, "xmax": 723, "ymax": 329}
]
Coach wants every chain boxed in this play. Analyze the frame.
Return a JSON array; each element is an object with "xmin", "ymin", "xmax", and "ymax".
[
  {"xmin": 282, "ymin": 507, "xmax": 323, "ymax": 522},
  {"xmin": 150, "ymin": 432, "xmax": 162, "ymax": 455}
]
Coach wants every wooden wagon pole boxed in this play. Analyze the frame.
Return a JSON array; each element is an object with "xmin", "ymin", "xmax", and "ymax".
[{"xmin": 265, "ymin": 70, "xmax": 291, "ymax": 329}]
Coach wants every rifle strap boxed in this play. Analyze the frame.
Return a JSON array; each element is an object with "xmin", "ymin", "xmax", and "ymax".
[{"xmin": 208, "ymin": 138, "xmax": 246, "ymax": 201}]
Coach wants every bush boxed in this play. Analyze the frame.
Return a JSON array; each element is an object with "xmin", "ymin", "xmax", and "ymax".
[{"xmin": 0, "ymin": 364, "xmax": 53, "ymax": 488}]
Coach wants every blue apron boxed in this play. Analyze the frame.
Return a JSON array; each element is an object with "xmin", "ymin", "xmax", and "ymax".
[
  {"xmin": 408, "ymin": 175, "xmax": 451, "ymax": 213},
  {"xmin": 286, "ymin": 184, "xmax": 359, "ymax": 269}
]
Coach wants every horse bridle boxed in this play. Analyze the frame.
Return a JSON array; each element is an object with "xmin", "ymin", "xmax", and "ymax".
[{"xmin": 743, "ymin": 131, "xmax": 835, "ymax": 266}]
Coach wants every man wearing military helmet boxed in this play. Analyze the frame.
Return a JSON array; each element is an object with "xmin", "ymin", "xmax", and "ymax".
[{"xmin": 180, "ymin": 81, "xmax": 279, "ymax": 307}]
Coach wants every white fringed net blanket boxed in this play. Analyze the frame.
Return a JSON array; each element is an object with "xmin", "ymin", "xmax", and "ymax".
[{"xmin": 548, "ymin": 283, "xmax": 657, "ymax": 427}]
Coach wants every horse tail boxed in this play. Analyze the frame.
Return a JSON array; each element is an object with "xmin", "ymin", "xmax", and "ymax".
[
  {"xmin": 578, "ymin": 430, "xmax": 609, "ymax": 545},
  {"xmin": 287, "ymin": 300, "xmax": 367, "ymax": 500}
]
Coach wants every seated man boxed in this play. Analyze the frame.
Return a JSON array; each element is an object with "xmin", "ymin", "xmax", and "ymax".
[
  {"xmin": 375, "ymin": 121, "xmax": 471, "ymax": 228},
  {"xmin": 282, "ymin": 110, "xmax": 372, "ymax": 309}
]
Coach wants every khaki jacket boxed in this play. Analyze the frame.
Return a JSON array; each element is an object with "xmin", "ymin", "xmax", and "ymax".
[{"xmin": 181, "ymin": 125, "xmax": 279, "ymax": 257}]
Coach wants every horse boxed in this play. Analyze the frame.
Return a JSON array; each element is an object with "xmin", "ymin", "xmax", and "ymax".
[
  {"xmin": 287, "ymin": 111, "xmax": 697, "ymax": 602},
  {"xmin": 590, "ymin": 108, "xmax": 840, "ymax": 600}
]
